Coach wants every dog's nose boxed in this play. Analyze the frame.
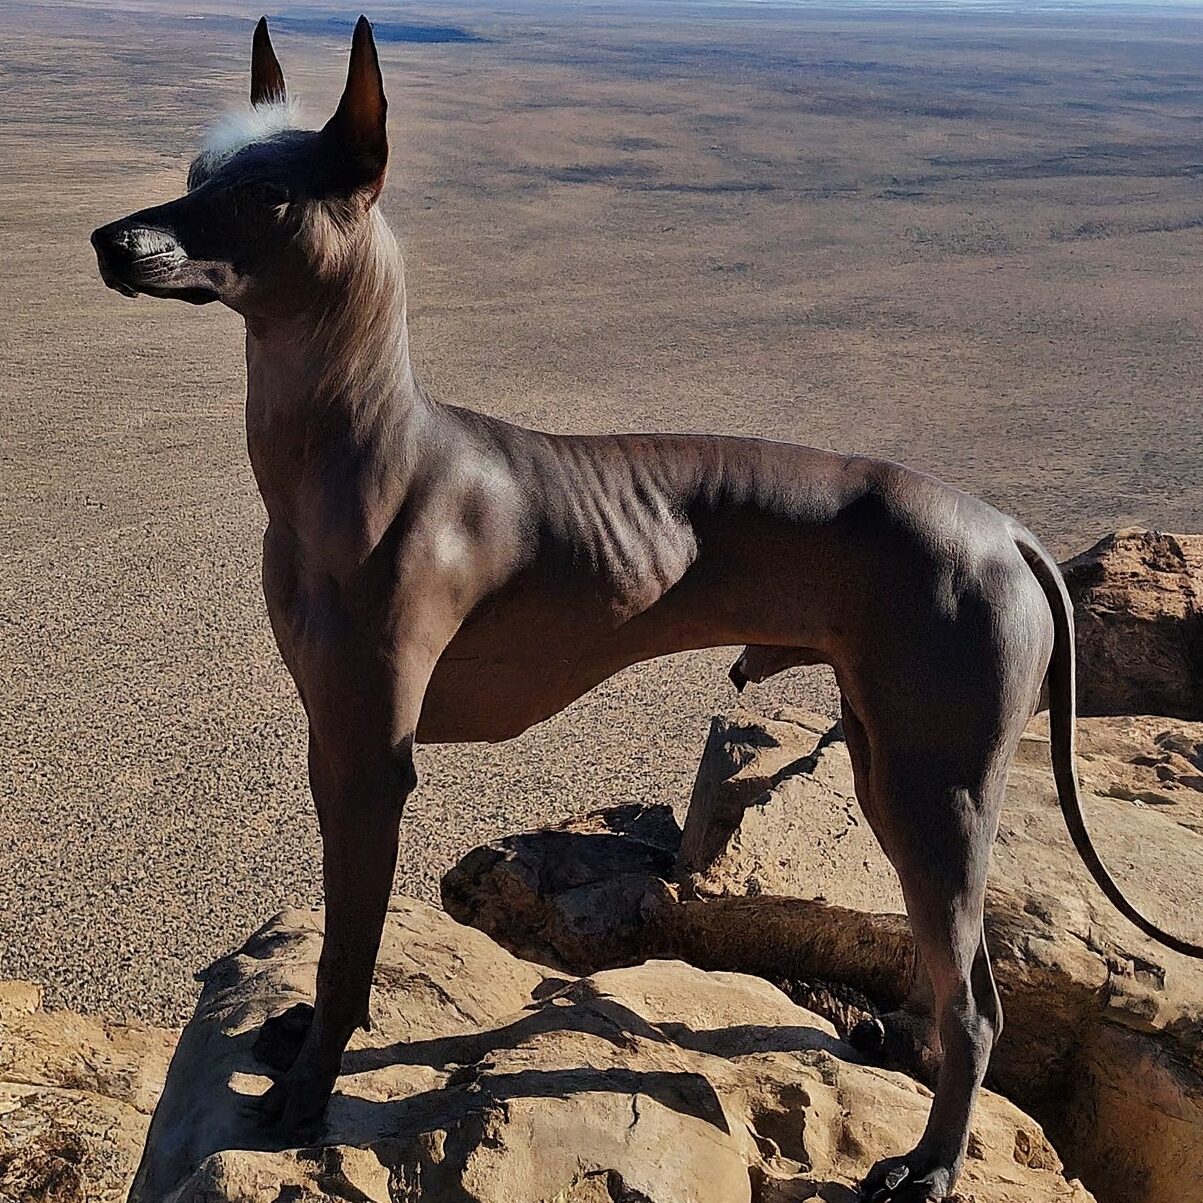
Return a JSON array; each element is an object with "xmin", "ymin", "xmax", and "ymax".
[
  {"xmin": 91, "ymin": 221, "xmax": 178, "ymax": 262},
  {"xmin": 91, "ymin": 220, "xmax": 127, "ymax": 258}
]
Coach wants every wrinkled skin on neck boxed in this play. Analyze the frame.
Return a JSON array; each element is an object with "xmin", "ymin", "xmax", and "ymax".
[{"xmin": 244, "ymin": 207, "xmax": 420, "ymax": 577}]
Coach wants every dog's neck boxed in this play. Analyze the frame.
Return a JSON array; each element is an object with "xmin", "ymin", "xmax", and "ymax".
[{"xmin": 244, "ymin": 210, "xmax": 427, "ymax": 573}]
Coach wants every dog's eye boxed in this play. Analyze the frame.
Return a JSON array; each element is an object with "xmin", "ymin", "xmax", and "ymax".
[{"xmin": 247, "ymin": 180, "xmax": 291, "ymax": 208}]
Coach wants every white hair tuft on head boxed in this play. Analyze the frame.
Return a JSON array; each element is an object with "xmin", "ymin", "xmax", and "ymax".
[{"xmin": 189, "ymin": 98, "xmax": 302, "ymax": 187}]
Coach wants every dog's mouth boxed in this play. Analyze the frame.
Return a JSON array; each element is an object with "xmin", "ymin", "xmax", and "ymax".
[
  {"xmin": 98, "ymin": 268, "xmax": 140, "ymax": 298},
  {"xmin": 94, "ymin": 242, "xmax": 172, "ymax": 295},
  {"xmin": 97, "ymin": 253, "xmax": 220, "ymax": 306}
]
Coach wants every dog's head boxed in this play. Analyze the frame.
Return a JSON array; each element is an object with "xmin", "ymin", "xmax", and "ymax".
[{"xmin": 91, "ymin": 16, "xmax": 389, "ymax": 320}]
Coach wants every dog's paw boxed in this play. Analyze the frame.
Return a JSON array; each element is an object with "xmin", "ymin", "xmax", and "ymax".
[
  {"xmin": 860, "ymin": 1152, "xmax": 954, "ymax": 1202},
  {"xmin": 849, "ymin": 1008, "xmax": 941, "ymax": 1087},
  {"xmin": 254, "ymin": 1060, "xmax": 335, "ymax": 1145}
]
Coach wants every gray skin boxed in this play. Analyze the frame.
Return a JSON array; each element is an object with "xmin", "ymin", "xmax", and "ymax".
[{"xmin": 91, "ymin": 18, "xmax": 1203, "ymax": 1202}]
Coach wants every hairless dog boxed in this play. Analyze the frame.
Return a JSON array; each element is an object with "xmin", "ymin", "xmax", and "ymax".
[{"xmin": 91, "ymin": 18, "xmax": 1203, "ymax": 1201}]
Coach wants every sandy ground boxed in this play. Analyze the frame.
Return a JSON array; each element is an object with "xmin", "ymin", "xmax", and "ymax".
[{"xmin": 2, "ymin": 0, "xmax": 1202, "ymax": 1024}]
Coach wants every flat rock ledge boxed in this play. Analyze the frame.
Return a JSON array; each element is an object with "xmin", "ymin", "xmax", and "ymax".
[
  {"xmin": 442, "ymin": 710, "xmax": 1203, "ymax": 1203},
  {"xmin": 128, "ymin": 898, "xmax": 1089, "ymax": 1203}
]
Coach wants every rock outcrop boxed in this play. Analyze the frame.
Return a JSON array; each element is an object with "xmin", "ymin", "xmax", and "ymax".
[
  {"xmin": 443, "ymin": 710, "xmax": 1203, "ymax": 1203},
  {"xmin": 129, "ymin": 898, "xmax": 1091, "ymax": 1203},
  {"xmin": 675, "ymin": 708, "xmax": 904, "ymax": 909},
  {"xmin": 1061, "ymin": 529, "xmax": 1203, "ymax": 720},
  {"xmin": 0, "ymin": 979, "xmax": 176, "ymax": 1203}
]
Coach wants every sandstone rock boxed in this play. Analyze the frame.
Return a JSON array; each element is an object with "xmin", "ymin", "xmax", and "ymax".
[
  {"xmin": 0, "ymin": 980, "xmax": 176, "ymax": 1203},
  {"xmin": 677, "ymin": 708, "xmax": 904, "ymax": 911},
  {"xmin": 444, "ymin": 804, "xmax": 915, "ymax": 1009},
  {"xmin": 0, "ymin": 980, "xmax": 42, "ymax": 1019},
  {"xmin": 444, "ymin": 710, "xmax": 1203, "ymax": 1203},
  {"xmin": 129, "ymin": 898, "xmax": 1090, "ymax": 1203},
  {"xmin": 1060, "ymin": 529, "xmax": 1203, "ymax": 720},
  {"xmin": 988, "ymin": 713, "xmax": 1203, "ymax": 1203},
  {"xmin": 443, "ymin": 801, "xmax": 682, "ymax": 975}
]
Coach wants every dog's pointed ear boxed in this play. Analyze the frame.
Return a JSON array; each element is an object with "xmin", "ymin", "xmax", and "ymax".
[
  {"xmin": 250, "ymin": 17, "xmax": 287, "ymax": 107},
  {"xmin": 321, "ymin": 15, "xmax": 388, "ymax": 200}
]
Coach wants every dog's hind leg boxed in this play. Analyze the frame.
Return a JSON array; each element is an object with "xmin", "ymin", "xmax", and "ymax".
[
  {"xmin": 856, "ymin": 751, "xmax": 1007, "ymax": 1203},
  {"xmin": 841, "ymin": 699, "xmax": 941, "ymax": 1084}
]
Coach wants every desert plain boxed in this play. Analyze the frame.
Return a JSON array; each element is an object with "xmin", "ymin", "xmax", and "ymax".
[{"xmin": 1, "ymin": 0, "xmax": 1202, "ymax": 1024}]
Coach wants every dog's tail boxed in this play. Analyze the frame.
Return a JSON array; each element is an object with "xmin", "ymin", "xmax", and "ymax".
[{"xmin": 1014, "ymin": 529, "xmax": 1203, "ymax": 958}]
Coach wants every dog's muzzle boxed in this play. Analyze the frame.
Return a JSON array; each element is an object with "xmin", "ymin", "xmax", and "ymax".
[{"xmin": 90, "ymin": 221, "xmax": 184, "ymax": 298}]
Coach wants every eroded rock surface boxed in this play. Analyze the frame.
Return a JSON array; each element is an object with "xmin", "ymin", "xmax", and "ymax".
[
  {"xmin": 988, "ymin": 713, "xmax": 1203, "ymax": 1203},
  {"xmin": 444, "ymin": 710, "xmax": 1203, "ymax": 1203},
  {"xmin": 129, "ymin": 898, "xmax": 1090, "ymax": 1203},
  {"xmin": 1061, "ymin": 529, "xmax": 1203, "ymax": 720},
  {"xmin": 0, "ymin": 979, "xmax": 176, "ymax": 1203},
  {"xmin": 676, "ymin": 708, "xmax": 904, "ymax": 910}
]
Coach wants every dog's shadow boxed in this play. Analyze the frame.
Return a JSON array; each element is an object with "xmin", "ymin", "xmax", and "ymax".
[{"xmin": 229, "ymin": 980, "xmax": 864, "ymax": 1200}]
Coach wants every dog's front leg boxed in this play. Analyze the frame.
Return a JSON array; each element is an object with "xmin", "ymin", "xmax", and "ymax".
[
  {"xmin": 258, "ymin": 735, "xmax": 414, "ymax": 1136},
  {"xmin": 257, "ymin": 606, "xmax": 446, "ymax": 1139}
]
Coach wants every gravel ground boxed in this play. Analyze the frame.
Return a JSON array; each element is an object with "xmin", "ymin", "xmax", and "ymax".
[{"xmin": 3, "ymin": 2, "xmax": 1203, "ymax": 1024}]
